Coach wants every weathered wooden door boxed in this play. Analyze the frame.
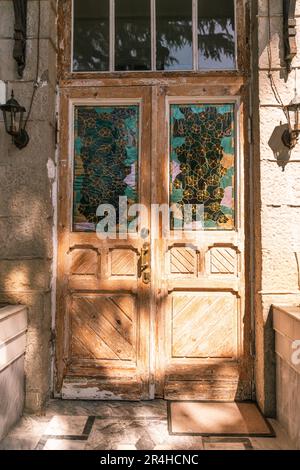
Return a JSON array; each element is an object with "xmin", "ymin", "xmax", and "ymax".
[
  {"xmin": 56, "ymin": 82, "xmax": 252, "ymax": 401},
  {"xmin": 56, "ymin": 86, "xmax": 152, "ymax": 399},
  {"xmin": 153, "ymin": 85, "xmax": 252, "ymax": 401}
]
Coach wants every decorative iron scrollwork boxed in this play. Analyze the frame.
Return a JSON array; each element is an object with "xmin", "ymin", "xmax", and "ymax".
[
  {"xmin": 13, "ymin": 0, "xmax": 27, "ymax": 78},
  {"xmin": 283, "ymin": 0, "xmax": 297, "ymax": 72}
]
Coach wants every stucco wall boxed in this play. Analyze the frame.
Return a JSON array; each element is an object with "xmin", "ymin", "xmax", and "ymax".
[
  {"xmin": 253, "ymin": 0, "xmax": 300, "ymax": 415},
  {"xmin": 0, "ymin": 0, "xmax": 57, "ymax": 412}
]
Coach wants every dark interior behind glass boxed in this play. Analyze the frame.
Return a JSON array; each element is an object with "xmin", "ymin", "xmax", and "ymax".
[
  {"xmin": 115, "ymin": 0, "xmax": 151, "ymax": 71},
  {"xmin": 73, "ymin": 0, "xmax": 110, "ymax": 71}
]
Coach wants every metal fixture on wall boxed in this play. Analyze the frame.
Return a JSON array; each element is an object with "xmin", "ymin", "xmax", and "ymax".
[
  {"xmin": 13, "ymin": 0, "xmax": 28, "ymax": 78},
  {"xmin": 283, "ymin": 0, "xmax": 297, "ymax": 72},
  {"xmin": 282, "ymin": 93, "xmax": 300, "ymax": 148},
  {"xmin": 0, "ymin": 91, "xmax": 29, "ymax": 149}
]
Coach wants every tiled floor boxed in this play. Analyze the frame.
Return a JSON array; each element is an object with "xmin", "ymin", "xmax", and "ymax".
[{"xmin": 0, "ymin": 400, "xmax": 296, "ymax": 450}]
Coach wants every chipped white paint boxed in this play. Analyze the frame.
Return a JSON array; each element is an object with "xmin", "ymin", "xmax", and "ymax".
[
  {"xmin": 50, "ymin": 90, "xmax": 60, "ymax": 396},
  {"xmin": 0, "ymin": 80, "xmax": 6, "ymax": 105},
  {"xmin": 47, "ymin": 158, "xmax": 56, "ymax": 181},
  {"xmin": 62, "ymin": 384, "xmax": 124, "ymax": 401}
]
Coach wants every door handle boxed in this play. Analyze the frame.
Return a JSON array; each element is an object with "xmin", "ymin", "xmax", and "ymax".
[{"xmin": 140, "ymin": 242, "xmax": 151, "ymax": 284}]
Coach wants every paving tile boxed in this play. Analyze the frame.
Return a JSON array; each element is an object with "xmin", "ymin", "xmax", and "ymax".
[
  {"xmin": 43, "ymin": 439, "xmax": 87, "ymax": 450},
  {"xmin": 0, "ymin": 400, "xmax": 296, "ymax": 451},
  {"xmin": 45, "ymin": 399, "xmax": 167, "ymax": 419},
  {"xmin": 0, "ymin": 436, "xmax": 40, "ymax": 450},
  {"xmin": 116, "ymin": 444, "xmax": 137, "ymax": 450},
  {"xmin": 250, "ymin": 419, "xmax": 296, "ymax": 450},
  {"xmin": 45, "ymin": 415, "xmax": 89, "ymax": 436},
  {"xmin": 155, "ymin": 436, "xmax": 204, "ymax": 450},
  {"xmin": 203, "ymin": 438, "xmax": 252, "ymax": 450},
  {"xmin": 136, "ymin": 432, "xmax": 156, "ymax": 450},
  {"xmin": 7, "ymin": 415, "xmax": 50, "ymax": 437},
  {"xmin": 85, "ymin": 418, "xmax": 168, "ymax": 450}
]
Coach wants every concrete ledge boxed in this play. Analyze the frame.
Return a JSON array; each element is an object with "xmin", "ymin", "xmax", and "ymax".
[
  {"xmin": 273, "ymin": 305, "xmax": 300, "ymax": 449},
  {"xmin": 0, "ymin": 305, "xmax": 27, "ymax": 441}
]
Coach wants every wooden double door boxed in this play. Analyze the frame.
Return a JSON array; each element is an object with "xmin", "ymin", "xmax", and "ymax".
[{"xmin": 56, "ymin": 82, "xmax": 253, "ymax": 401}]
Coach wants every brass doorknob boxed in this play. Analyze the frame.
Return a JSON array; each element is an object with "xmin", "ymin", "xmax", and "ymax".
[{"xmin": 140, "ymin": 243, "xmax": 151, "ymax": 284}]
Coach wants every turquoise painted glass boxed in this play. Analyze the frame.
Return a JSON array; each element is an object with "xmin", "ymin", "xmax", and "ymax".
[
  {"xmin": 170, "ymin": 103, "xmax": 235, "ymax": 230},
  {"xmin": 73, "ymin": 105, "xmax": 139, "ymax": 232}
]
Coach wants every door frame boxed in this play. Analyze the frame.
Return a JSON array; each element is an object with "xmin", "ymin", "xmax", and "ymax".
[
  {"xmin": 55, "ymin": 0, "xmax": 253, "ymax": 400},
  {"xmin": 54, "ymin": 78, "xmax": 254, "ymax": 399}
]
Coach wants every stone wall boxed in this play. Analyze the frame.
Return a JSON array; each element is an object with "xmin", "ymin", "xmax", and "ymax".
[
  {"xmin": 253, "ymin": 0, "xmax": 300, "ymax": 415},
  {"xmin": 0, "ymin": 0, "xmax": 57, "ymax": 412}
]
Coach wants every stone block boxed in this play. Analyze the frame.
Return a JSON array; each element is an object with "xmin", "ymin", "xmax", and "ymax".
[
  {"xmin": 258, "ymin": 106, "xmax": 300, "ymax": 162},
  {"xmin": 6, "ymin": 81, "xmax": 56, "ymax": 123},
  {"xmin": 0, "ymin": 39, "xmax": 15, "ymax": 81},
  {"xmin": 0, "ymin": 259, "xmax": 51, "ymax": 291},
  {"xmin": 274, "ymin": 305, "xmax": 300, "ymax": 448},
  {"xmin": 23, "ymin": 39, "xmax": 57, "ymax": 85},
  {"xmin": 254, "ymin": 300, "xmax": 276, "ymax": 417},
  {"xmin": 0, "ymin": 1, "xmax": 14, "ymax": 39},
  {"xmin": 0, "ymin": 215, "xmax": 53, "ymax": 259},
  {"xmin": 0, "ymin": 291, "xmax": 52, "ymax": 414},
  {"xmin": 0, "ymin": 1, "xmax": 57, "ymax": 42},
  {"xmin": 4, "ymin": 120, "xmax": 55, "ymax": 164},
  {"xmin": 258, "ymin": 0, "xmax": 283, "ymax": 17},
  {"xmin": 258, "ymin": 16, "xmax": 284, "ymax": 69},
  {"xmin": 260, "ymin": 160, "xmax": 300, "ymax": 206},
  {"xmin": 0, "ymin": 158, "xmax": 55, "ymax": 219},
  {"xmin": 0, "ymin": 356, "xmax": 25, "ymax": 440},
  {"xmin": 261, "ymin": 205, "xmax": 300, "ymax": 252},
  {"xmin": 293, "ymin": 17, "xmax": 300, "ymax": 67},
  {"xmin": 0, "ymin": 38, "xmax": 57, "ymax": 84},
  {"xmin": 0, "ymin": 122, "xmax": 9, "ymax": 156},
  {"xmin": 259, "ymin": 70, "xmax": 296, "ymax": 106},
  {"xmin": 27, "ymin": 1, "xmax": 57, "ymax": 44},
  {"xmin": 0, "ymin": 305, "xmax": 27, "ymax": 440},
  {"xmin": 261, "ymin": 250, "xmax": 299, "ymax": 291}
]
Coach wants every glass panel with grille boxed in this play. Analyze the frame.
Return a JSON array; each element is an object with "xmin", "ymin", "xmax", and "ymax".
[
  {"xmin": 73, "ymin": 0, "xmax": 110, "ymax": 71},
  {"xmin": 169, "ymin": 103, "xmax": 236, "ymax": 230},
  {"xmin": 73, "ymin": 105, "xmax": 139, "ymax": 232},
  {"xmin": 72, "ymin": 0, "xmax": 236, "ymax": 72}
]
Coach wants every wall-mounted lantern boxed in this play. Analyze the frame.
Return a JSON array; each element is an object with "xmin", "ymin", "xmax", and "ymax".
[
  {"xmin": 282, "ymin": 94, "xmax": 300, "ymax": 149},
  {"xmin": 0, "ymin": 91, "xmax": 29, "ymax": 149}
]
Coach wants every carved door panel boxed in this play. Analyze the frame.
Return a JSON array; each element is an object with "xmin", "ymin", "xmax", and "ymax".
[
  {"xmin": 154, "ymin": 85, "xmax": 253, "ymax": 401},
  {"xmin": 56, "ymin": 86, "xmax": 152, "ymax": 400}
]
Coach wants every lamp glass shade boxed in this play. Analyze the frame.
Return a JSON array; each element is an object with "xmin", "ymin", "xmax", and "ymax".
[
  {"xmin": 287, "ymin": 94, "xmax": 300, "ymax": 132},
  {"xmin": 0, "ymin": 92, "xmax": 26, "ymax": 136}
]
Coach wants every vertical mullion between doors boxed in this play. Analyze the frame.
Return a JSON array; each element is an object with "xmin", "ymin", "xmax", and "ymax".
[
  {"xmin": 192, "ymin": 0, "xmax": 198, "ymax": 71},
  {"xmin": 110, "ymin": 0, "xmax": 115, "ymax": 71}
]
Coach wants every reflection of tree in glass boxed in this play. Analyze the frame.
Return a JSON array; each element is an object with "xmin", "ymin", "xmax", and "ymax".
[
  {"xmin": 198, "ymin": 18, "xmax": 235, "ymax": 63},
  {"xmin": 115, "ymin": 20, "xmax": 151, "ymax": 71},
  {"xmin": 73, "ymin": 21, "xmax": 109, "ymax": 71},
  {"xmin": 73, "ymin": 18, "xmax": 235, "ymax": 72},
  {"xmin": 156, "ymin": 20, "xmax": 193, "ymax": 70}
]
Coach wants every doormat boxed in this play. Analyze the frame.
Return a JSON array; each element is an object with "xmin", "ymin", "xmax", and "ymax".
[{"xmin": 168, "ymin": 402, "xmax": 275, "ymax": 437}]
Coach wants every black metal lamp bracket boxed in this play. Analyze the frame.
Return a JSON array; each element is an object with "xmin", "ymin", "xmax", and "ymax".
[
  {"xmin": 283, "ymin": 0, "xmax": 297, "ymax": 72},
  {"xmin": 13, "ymin": 0, "xmax": 28, "ymax": 78}
]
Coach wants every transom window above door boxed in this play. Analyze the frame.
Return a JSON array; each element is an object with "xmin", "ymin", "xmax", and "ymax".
[{"xmin": 73, "ymin": 0, "xmax": 236, "ymax": 72}]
